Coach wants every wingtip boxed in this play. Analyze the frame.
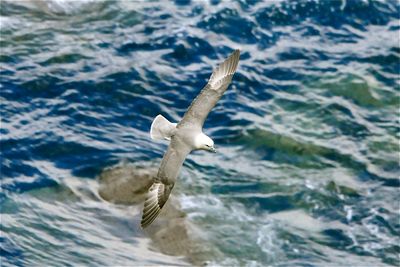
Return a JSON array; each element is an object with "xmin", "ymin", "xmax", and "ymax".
[
  {"xmin": 140, "ymin": 182, "xmax": 171, "ymax": 228},
  {"xmin": 228, "ymin": 49, "xmax": 239, "ymax": 58},
  {"xmin": 231, "ymin": 49, "xmax": 241, "ymax": 63}
]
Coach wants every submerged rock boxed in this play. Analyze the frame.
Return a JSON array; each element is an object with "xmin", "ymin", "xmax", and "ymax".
[
  {"xmin": 98, "ymin": 162, "xmax": 218, "ymax": 266},
  {"xmin": 98, "ymin": 163, "xmax": 155, "ymax": 205}
]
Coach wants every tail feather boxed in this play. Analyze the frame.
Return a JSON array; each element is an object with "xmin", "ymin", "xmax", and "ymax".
[{"xmin": 150, "ymin": 115, "xmax": 177, "ymax": 140}]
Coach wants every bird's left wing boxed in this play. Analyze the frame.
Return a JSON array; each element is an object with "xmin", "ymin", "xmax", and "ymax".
[
  {"xmin": 141, "ymin": 138, "xmax": 190, "ymax": 228},
  {"xmin": 178, "ymin": 49, "xmax": 240, "ymax": 129}
]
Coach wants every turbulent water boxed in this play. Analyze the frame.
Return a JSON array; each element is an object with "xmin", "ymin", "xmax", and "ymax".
[{"xmin": 1, "ymin": 0, "xmax": 399, "ymax": 266}]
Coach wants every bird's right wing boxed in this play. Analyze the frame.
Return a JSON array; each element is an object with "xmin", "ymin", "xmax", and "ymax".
[
  {"xmin": 178, "ymin": 49, "xmax": 240, "ymax": 129},
  {"xmin": 141, "ymin": 181, "xmax": 174, "ymax": 228},
  {"xmin": 141, "ymin": 138, "xmax": 190, "ymax": 228}
]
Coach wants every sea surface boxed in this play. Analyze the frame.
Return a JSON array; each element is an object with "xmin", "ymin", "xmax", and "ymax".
[{"xmin": 1, "ymin": 0, "xmax": 399, "ymax": 266}]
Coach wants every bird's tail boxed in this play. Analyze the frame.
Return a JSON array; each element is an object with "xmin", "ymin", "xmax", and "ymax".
[{"xmin": 150, "ymin": 115, "xmax": 177, "ymax": 141}]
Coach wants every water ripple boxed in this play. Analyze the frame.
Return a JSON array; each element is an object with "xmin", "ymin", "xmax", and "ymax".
[{"xmin": 1, "ymin": 0, "xmax": 399, "ymax": 266}]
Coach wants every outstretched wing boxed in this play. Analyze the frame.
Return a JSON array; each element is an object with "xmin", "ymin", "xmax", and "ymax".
[
  {"xmin": 141, "ymin": 182, "xmax": 174, "ymax": 228},
  {"xmin": 141, "ymin": 138, "xmax": 190, "ymax": 228},
  {"xmin": 178, "ymin": 49, "xmax": 240, "ymax": 129}
]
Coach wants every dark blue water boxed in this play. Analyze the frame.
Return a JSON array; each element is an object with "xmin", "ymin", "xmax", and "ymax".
[{"xmin": 1, "ymin": 0, "xmax": 399, "ymax": 266}]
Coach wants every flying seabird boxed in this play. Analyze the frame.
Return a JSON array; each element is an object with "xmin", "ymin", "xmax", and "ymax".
[{"xmin": 141, "ymin": 49, "xmax": 240, "ymax": 228}]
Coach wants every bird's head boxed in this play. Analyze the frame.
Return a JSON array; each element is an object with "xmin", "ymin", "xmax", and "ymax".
[{"xmin": 195, "ymin": 133, "xmax": 216, "ymax": 153}]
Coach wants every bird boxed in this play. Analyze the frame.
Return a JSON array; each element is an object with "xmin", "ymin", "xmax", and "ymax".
[{"xmin": 141, "ymin": 49, "xmax": 240, "ymax": 228}]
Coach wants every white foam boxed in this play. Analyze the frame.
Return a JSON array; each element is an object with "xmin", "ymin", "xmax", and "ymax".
[
  {"xmin": 4, "ymin": 0, "xmax": 104, "ymax": 15},
  {"xmin": 0, "ymin": 16, "xmax": 28, "ymax": 31},
  {"xmin": 43, "ymin": 0, "xmax": 99, "ymax": 14},
  {"xmin": 256, "ymin": 220, "xmax": 284, "ymax": 262}
]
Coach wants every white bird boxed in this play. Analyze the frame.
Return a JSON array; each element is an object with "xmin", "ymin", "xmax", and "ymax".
[{"xmin": 141, "ymin": 49, "xmax": 240, "ymax": 228}]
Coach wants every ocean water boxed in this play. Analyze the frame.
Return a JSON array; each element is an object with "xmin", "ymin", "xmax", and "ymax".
[{"xmin": 1, "ymin": 0, "xmax": 399, "ymax": 266}]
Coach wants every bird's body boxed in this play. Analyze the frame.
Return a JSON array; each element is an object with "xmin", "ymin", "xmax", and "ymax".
[{"xmin": 141, "ymin": 49, "xmax": 240, "ymax": 228}]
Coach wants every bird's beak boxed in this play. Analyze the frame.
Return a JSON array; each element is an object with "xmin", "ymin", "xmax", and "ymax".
[{"xmin": 210, "ymin": 146, "xmax": 217, "ymax": 153}]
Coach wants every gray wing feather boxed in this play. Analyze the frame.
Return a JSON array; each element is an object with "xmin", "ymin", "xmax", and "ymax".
[
  {"xmin": 178, "ymin": 49, "xmax": 240, "ymax": 129},
  {"xmin": 141, "ymin": 182, "xmax": 173, "ymax": 228},
  {"xmin": 141, "ymin": 138, "xmax": 190, "ymax": 228}
]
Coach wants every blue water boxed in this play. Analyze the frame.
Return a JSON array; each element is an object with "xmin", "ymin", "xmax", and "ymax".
[{"xmin": 1, "ymin": 0, "xmax": 399, "ymax": 266}]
